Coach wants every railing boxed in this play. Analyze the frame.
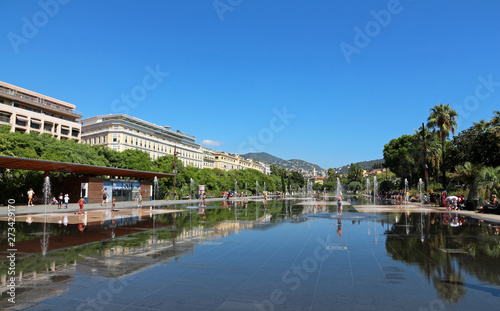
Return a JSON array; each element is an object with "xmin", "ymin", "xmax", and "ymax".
[{"xmin": 0, "ymin": 88, "xmax": 83, "ymax": 117}]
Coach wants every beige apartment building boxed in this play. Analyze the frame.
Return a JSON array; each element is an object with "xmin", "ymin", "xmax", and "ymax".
[
  {"xmin": 0, "ymin": 81, "xmax": 82, "ymax": 140},
  {"xmin": 209, "ymin": 151, "xmax": 269, "ymax": 174},
  {"xmin": 81, "ymin": 114, "xmax": 203, "ymax": 168},
  {"xmin": 202, "ymin": 147, "xmax": 216, "ymax": 169}
]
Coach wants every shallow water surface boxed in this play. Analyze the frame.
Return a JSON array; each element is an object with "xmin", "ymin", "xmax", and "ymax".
[{"xmin": 1, "ymin": 198, "xmax": 500, "ymax": 310}]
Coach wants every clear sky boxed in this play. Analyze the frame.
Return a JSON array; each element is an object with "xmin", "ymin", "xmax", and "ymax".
[{"xmin": 2, "ymin": 1, "xmax": 500, "ymax": 169}]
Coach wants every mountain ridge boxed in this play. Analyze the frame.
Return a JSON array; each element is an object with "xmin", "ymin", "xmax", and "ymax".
[
  {"xmin": 241, "ymin": 152, "xmax": 324, "ymax": 176},
  {"xmin": 241, "ymin": 152, "xmax": 384, "ymax": 177}
]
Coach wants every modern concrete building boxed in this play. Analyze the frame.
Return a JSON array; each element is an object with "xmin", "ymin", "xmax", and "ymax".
[
  {"xmin": 81, "ymin": 114, "xmax": 203, "ymax": 168},
  {"xmin": 0, "ymin": 81, "xmax": 82, "ymax": 140}
]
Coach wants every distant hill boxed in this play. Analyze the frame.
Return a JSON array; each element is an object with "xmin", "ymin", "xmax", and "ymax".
[
  {"xmin": 241, "ymin": 152, "xmax": 324, "ymax": 175},
  {"xmin": 335, "ymin": 159, "xmax": 384, "ymax": 174}
]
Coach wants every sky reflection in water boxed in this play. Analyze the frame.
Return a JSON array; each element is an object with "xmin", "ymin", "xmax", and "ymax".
[{"xmin": 1, "ymin": 197, "xmax": 500, "ymax": 310}]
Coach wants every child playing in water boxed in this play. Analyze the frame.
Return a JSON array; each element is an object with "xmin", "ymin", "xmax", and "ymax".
[{"xmin": 77, "ymin": 197, "xmax": 85, "ymax": 214}]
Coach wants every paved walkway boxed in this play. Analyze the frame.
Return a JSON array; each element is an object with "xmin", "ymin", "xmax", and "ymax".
[
  {"xmin": 0, "ymin": 196, "xmax": 267, "ymax": 217},
  {"xmin": 3, "ymin": 196, "xmax": 499, "ymax": 223},
  {"xmin": 354, "ymin": 203, "xmax": 500, "ymax": 222}
]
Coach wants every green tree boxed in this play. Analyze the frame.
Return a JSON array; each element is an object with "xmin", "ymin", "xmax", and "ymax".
[
  {"xmin": 154, "ymin": 155, "xmax": 184, "ymax": 193},
  {"xmin": 117, "ymin": 149, "xmax": 154, "ymax": 171},
  {"xmin": 451, "ymin": 123, "xmax": 500, "ymax": 168},
  {"xmin": 326, "ymin": 168, "xmax": 340, "ymax": 183},
  {"xmin": 479, "ymin": 166, "xmax": 500, "ymax": 197},
  {"xmin": 451, "ymin": 162, "xmax": 482, "ymax": 200},
  {"xmin": 427, "ymin": 103, "xmax": 458, "ymax": 187},
  {"xmin": 383, "ymin": 135, "xmax": 416, "ymax": 187},
  {"xmin": 290, "ymin": 171, "xmax": 305, "ymax": 188},
  {"xmin": 347, "ymin": 163, "xmax": 364, "ymax": 184},
  {"xmin": 487, "ymin": 110, "xmax": 500, "ymax": 129},
  {"xmin": 347, "ymin": 181, "xmax": 362, "ymax": 193}
]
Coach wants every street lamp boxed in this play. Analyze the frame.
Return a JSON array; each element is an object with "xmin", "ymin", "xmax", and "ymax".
[{"xmin": 173, "ymin": 146, "xmax": 181, "ymax": 199}]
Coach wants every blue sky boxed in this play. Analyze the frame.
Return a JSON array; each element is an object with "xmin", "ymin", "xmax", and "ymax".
[{"xmin": 2, "ymin": 0, "xmax": 500, "ymax": 169}]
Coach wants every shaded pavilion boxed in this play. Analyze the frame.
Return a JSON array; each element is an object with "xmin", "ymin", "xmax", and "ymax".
[{"xmin": 0, "ymin": 155, "xmax": 173, "ymax": 203}]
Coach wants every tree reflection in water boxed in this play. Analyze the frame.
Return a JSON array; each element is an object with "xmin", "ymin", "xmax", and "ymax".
[{"xmin": 386, "ymin": 211, "xmax": 500, "ymax": 303}]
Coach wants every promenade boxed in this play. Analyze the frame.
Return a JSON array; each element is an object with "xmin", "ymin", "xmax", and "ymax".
[
  {"xmin": 0, "ymin": 196, "xmax": 267, "ymax": 217},
  {"xmin": 3, "ymin": 196, "xmax": 500, "ymax": 223}
]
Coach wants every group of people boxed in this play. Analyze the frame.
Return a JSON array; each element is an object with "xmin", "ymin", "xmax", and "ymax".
[
  {"xmin": 378, "ymin": 190, "xmax": 410, "ymax": 202},
  {"xmin": 164, "ymin": 189, "xmax": 177, "ymax": 200},
  {"xmin": 53, "ymin": 193, "xmax": 70, "ymax": 209}
]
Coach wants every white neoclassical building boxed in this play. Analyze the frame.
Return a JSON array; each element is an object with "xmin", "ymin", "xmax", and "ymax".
[{"xmin": 81, "ymin": 114, "xmax": 203, "ymax": 168}]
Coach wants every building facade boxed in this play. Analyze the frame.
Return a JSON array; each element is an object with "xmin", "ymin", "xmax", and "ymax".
[
  {"xmin": 0, "ymin": 81, "xmax": 82, "ymax": 140},
  {"xmin": 81, "ymin": 114, "xmax": 203, "ymax": 168},
  {"xmin": 208, "ymin": 151, "xmax": 267, "ymax": 173},
  {"xmin": 202, "ymin": 147, "xmax": 216, "ymax": 169}
]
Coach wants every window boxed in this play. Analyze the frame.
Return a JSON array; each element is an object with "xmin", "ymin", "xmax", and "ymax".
[
  {"xmin": 15, "ymin": 115, "xmax": 27, "ymax": 127},
  {"xmin": 0, "ymin": 111, "xmax": 11, "ymax": 123},
  {"xmin": 113, "ymin": 134, "xmax": 117, "ymax": 142},
  {"xmin": 43, "ymin": 122, "xmax": 53, "ymax": 132},
  {"xmin": 30, "ymin": 119, "xmax": 41, "ymax": 130}
]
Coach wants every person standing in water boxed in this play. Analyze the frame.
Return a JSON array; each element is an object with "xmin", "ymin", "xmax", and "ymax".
[
  {"xmin": 101, "ymin": 188, "xmax": 109, "ymax": 206},
  {"xmin": 77, "ymin": 196, "xmax": 85, "ymax": 214},
  {"xmin": 27, "ymin": 188, "xmax": 35, "ymax": 207},
  {"xmin": 137, "ymin": 193, "xmax": 143, "ymax": 207}
]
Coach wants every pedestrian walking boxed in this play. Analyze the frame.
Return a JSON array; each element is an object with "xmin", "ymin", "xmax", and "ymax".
[
  {"xmin": 27, "ymin": 188, "xmax": 35, "ymax": 206},
  {"xmin": 64, "ymin": 194, "xmax": 70, "ymax": 209},
  {"xmin": 57, "ymin": 192, "xmax": 63, "ymax": 209}
]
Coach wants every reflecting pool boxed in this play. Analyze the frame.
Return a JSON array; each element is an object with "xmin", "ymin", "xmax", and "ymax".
[{"xmin": 1, "ymin": 197, "xmax": 500, "ymax": 310}]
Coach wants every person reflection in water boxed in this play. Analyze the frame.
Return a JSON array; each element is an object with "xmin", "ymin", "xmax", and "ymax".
[
  {"xmin": 78, "ymin": 213, "xmax": 86, "ymax": 232},
  {"xmin": 337, "ymin": 219, "xmax": 342, "ymax": 236},
  {"xmin": 78, "ymin": 222, "xmax": 86, "ymax": 232}
]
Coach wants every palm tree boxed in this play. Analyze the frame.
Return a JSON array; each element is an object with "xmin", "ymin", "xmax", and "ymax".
[
  {"xmin": 413, "ymin": 127, "xmax": 441, "ymax": 190},
  {"xmin": 427, "ymin": 103, "xmax": 459, "ymax": 187},
  {"xmin": 473, "ymin": 119, "xmax": 490, "ymax": 132},
  {"xmin": 452, "ymin": 162, "xmax": 482, "ymax": 200},
  {"xmin": 479, "ymin": 166, "xmax": 500, "ymax": 197},
  {"xmin": 487, "ymin": 110, "xmax": 500, "ymax": 129}
]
